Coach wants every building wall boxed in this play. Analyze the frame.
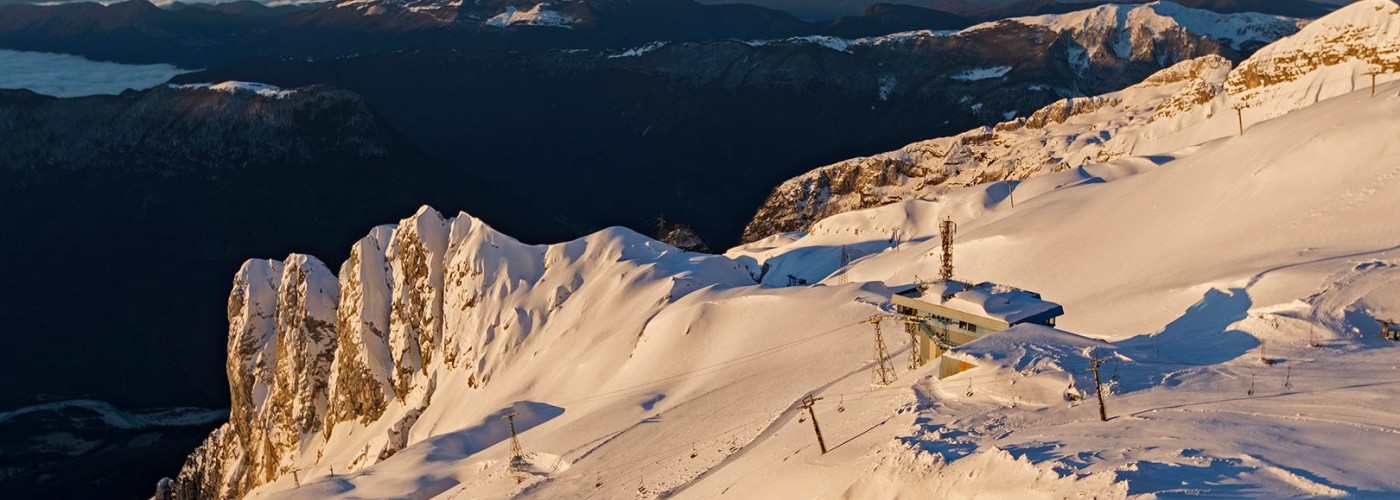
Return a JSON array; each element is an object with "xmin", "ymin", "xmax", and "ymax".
[{"xmin": 894, "ymin": 295, "xmax": 1011, "ymax": 364}]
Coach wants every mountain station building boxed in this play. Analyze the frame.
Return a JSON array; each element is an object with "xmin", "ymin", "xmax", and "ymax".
[{"xmin": 891, "ymin": 280, "xmax": 1064, "ymax": 378}]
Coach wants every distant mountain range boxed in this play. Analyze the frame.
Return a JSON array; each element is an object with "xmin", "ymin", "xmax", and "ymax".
[
  {"xmin": 0, "ymin": 0, "xmax": 1329, "ymax": 69},
  {"xmin": 699, "ymin": 0, "xmax": 1338, "ymax": 20},
  {"xmin": 0, "ymin": 0, "xmax": 973, "ymax": 67}
]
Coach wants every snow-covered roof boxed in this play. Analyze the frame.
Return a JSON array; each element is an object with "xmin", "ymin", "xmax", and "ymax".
[{"xmin": 894, "ymin": 279, "xmax": 1064, "ymax": 325}]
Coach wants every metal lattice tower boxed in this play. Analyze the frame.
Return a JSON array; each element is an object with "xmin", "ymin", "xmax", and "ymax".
[
  {"xmin": 503, "ymin": 411, "xmax": 526, "ymax": 482},
  {"xmin": 868, "ymin": 317, "xmax": 897, "ymax": 387},
  {"xmin": 939, "ymin": 216, "xmax": 957, "ymax": 282},
  {"xmin": 901, "ymin": 316, "xmax": 922, "ymax": 371}
]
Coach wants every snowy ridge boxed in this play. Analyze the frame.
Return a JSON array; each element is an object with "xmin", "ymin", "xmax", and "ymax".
[
  {"xmin": 847, "ymin": 1, "xmax": 1301, "ymax": 52},
  {"xmin": 742, "ymin": 54, "xmax": 1235, "ymax": 242},
  {"xmin": 744, "ymin": 35, "xmax": 854, "ymax": 52},
  {"xmin": 732, "ymin": 1, "xmax": 1299, "ymax": 56},
  {"xmin": 164, "ymin": 207, "xmax": 762, "ymax": 499},
  {"xmin": 1227, "ymin": 0, "xmax": 1400, "ymax": 119},
  {"xmin": 170, "ymin": 82, "xmax": 298, "ymax": 99},
  {"xmin": 949, "ymin": 65, "xmax": 1012, "ymax": 81},
  {"xmin": 485, "ymin": 4, "xmax": 579, "ymax": 28},
  {"xmin": 962, "ymin": 1, "xmax": 1303, "ymax": 51}
]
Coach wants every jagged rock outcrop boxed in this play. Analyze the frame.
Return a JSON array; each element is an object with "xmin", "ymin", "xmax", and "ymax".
[
  {"xmin": 160, "ymin": 206, "xmax": 752, "ymax": 499},
  {"xmin": 386, "ymin": 207, "xmax": 449, "ymax": 395},
  {"xmin": 164, "ymin": 260, "xmax": 285, "ymax": 500},
  {"xmin": 258, "ymin": 255, "xmax": 339, "ymax": 482},
  {"xmin": 325, "ymin": 227, "xmax": 396, "ymax": 434},
  {"xmin": 164, "ymin": 256, "xmax": 339, "ymax": 498},
  {"xmin": 657, "ymin": 222, "xmax": 712, "ymax": 253}
]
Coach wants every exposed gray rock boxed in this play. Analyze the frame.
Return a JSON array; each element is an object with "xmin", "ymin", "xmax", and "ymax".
[
  {"xmin": 325, "ymin": 227, "xmax": 397, "ymax": 436},
  {"xmin": 386, "ymin": 206, "xmax": 449, "ymax": 396}
]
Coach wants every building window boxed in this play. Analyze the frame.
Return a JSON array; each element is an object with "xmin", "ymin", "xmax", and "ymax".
[{"xmin": 958, "ymin": 321, "xmax": 978, "ymax": 333}]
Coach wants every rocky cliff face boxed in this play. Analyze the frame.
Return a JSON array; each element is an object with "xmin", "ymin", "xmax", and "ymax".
[
  {"xmin": 326, "ymin": 228, "xmax": 397, "ymax": 431},
  {"xmin": 160, "ymin": 207, "xmax": 751, "ymax": 499},
  {"xmin": 163, "ymin": 257, "xmax": 337, "ymax": 499},
  {"xmin": 742, "ymin": 1, "xmax": 1398, "ymax": 241}
]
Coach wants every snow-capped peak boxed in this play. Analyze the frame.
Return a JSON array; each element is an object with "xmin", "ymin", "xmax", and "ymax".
[
  {"xmin": 964, "ymin": 1, "xmax": 1304, "ymax": 51},
  {"xmin": 485, "ymin": 3, "xmax": 580, "ymax": 28},
  {"xmin": 170, "ymin": 81, "xmax": 297, "ymax": 99}
]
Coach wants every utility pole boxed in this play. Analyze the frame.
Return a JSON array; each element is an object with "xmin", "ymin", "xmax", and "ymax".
[
  {"xmin": 1007, "ymin": 180, "xmax": 1015, "ymax": 208},
  {"xmin": 1233, "ymin": 103, "xmax": 1247, "ymax": 136},
  {"xmin": 939, "ymin": 216, "xmax": 957, "ymax": 282},
  {"xmin": 1367, "ymin": 67, "xmax": 1380, "ymax": 98},
  {"xmin": 868, "ymin": 316, "xmax": 897, "ymax": 387},
  {"xmin": 1088, "ymin": 358, "xmax": 1107, "ymax": 422},
  {"xmin": 503, "ymin": 411, "xmax": 526, "ymax": 483},
  {"xmin": 800, "ymin": 394, "xmax": 827, "ymax": 454}
]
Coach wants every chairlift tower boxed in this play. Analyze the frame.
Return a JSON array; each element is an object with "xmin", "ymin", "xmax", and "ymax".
[
  {"xmin": 503, "ymin": 411, "xmax": 526, "ymax": 483},
  {"xmin": 866, "ymin": 316, "xmax": 897, "ymax": 387}
]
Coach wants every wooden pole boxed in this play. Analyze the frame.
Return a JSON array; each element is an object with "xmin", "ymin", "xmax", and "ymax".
[
  {"xmin": 1089, "ymin": 358, "xmax": 1107, "ymax": 421},
  {"xmin": 801, "ymin": 395, "xmax": 828, "ymax": 454},
  {"xmin": 1234, "ymin": 104, "xmax": 1246, "ymax": 136}
]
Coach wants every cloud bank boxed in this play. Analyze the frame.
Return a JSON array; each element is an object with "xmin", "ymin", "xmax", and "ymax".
[{"xmin": 0, "ymin": 49, "xmax": 191, "ymax": 97}]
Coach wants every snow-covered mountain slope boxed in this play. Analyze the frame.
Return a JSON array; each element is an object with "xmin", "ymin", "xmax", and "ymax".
[
  {"xmin": 162, "ymin": 68, "xmax": 1400, "ymax": 499},
  {"xmin": 744, "ymin": 0, "xmax": 1396, "ymax": 241},
  {"xmin": 719, "ymin": 74, "xmax": 1400, "ymax": 498},
  {"xmin": 743, "ymin": 53, "xmax": 1234, "ymax": 240},
  {"xmin": 1227, "ymin": 0, "xmax": 1400, "ymax": 116},
  {"xmin": 959, "ymin": 1, "xmax": 1300, "ymax": 51}
]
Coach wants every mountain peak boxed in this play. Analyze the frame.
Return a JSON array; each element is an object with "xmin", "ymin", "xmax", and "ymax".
[{"xmin": 964, "ymin": 1, "xmax": 1303, "ymax": 51}]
